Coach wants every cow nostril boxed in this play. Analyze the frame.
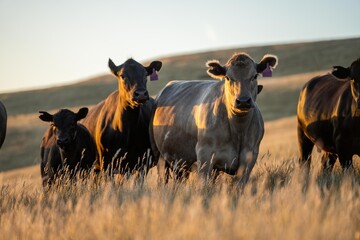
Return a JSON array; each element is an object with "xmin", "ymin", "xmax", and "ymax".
[
  {"xmin": 134, "ymin": 92, "xmax": 140, "ymax": 97},
  {"xmin": 246, "ymin": 98, "xmax": 252, "ymax": 104},
  {"xmin": 57, "ymin": 138, "xmax": 69, "ymax": 147}
]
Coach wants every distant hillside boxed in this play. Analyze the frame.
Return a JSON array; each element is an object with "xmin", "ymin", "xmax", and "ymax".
[
  {"xmin": 1, "ymin": 37, "xmax": 359, "ymax": 116},
  {"xmin": 1, "ymin": 37, "xmax": 360, "ymax": 172}
]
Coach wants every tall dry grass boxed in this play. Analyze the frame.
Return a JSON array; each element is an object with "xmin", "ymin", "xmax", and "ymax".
[{"xmin": 1, "ymin": 157, "xmax": 359, "ymax": 240}]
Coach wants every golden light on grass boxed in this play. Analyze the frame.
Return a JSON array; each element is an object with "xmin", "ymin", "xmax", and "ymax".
[{"xmin": 0, "ymin": 161, "xmax": 359, "ymax": 240}]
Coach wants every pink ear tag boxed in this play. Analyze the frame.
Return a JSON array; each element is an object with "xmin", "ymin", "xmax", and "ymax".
[
  {"xmin": 262, "ymin": 63, "xmax": 272, "ymax": 77},
  {"xmin": 150, "ymin": 68, "xmax": 158, "ymax": 81}
]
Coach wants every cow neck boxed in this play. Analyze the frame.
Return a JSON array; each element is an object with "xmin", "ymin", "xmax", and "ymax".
[
  {"xmin": 340, "ymin": 83, "xmax": 359, "ymax": 118},
  {"xmin": 58, "ymin": 135, "xmax": 79, "ymax": 169},
  {"xmin": 229, "ymin": 111, "xmax": 253, "ymax": 144},
  {"xmin": 110, "ymin": 79, "xmax": 141, "ymax": 132},
  {"xmin": 113, "ymin": 93, "xmax": 141, "ymax": 133}
]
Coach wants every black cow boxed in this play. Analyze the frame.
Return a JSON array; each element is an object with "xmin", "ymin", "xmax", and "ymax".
[
  {"xmin": 81, "ymin": 58, "xmax": 162, "ymax": 175},
  {"xmin": 297, "ymin": 57, "xmax": 360, "ymax": 172},
  {"xmin": 0, "ymin": 101, "xmax": 7, "ymax": 149},
  {"xmin": 39, "ymin": 107, "xmax": 96, "ymax": 187}
]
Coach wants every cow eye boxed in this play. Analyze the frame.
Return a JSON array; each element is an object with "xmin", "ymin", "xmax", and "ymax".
[{"xmin": 253, "ymin": 74, "xmax": 259, "ymax": 81}]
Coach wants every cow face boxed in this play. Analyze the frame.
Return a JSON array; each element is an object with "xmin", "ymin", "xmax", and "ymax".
[
  {"xmin": 39, "ymin": 108, "xmax": 88, "ymax": 150},
  {"xmin": 108, "ymin": 58, "xmax": 162, "ymax": 107},
  {"xmin": 332, "ymin": 58, "xmax": 360, "ymax": 108},
  {"xmin": 207, "ymin": 53, "xmax": 277, "ymax": 115}
]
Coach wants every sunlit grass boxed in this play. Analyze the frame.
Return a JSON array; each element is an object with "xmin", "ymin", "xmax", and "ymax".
[{"xmin": 1, "ymin": 158, "xmax": 359, "ymax": 240}]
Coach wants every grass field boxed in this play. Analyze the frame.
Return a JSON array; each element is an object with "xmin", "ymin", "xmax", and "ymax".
[
  {"xmin": 1, "ymin": 143, "xmax": 359, "ymax": 239},
  {"xmin": 0, "ymin": 38, "xmax": 360, "ymax": 239}
]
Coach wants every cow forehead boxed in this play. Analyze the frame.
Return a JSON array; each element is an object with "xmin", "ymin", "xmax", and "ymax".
[
  {"xmin": 226, "ymin": 55, "xmax": 257, "ymax": 80},
  {"xmin": 120, "ymin": 59, "xmax": 146, "ymax": 78},
  {"xmin": 53, "ymin": 110, "xmax": 77, "ymax": 127},
  {"xmin": 226, "ymin": 53, "xmax": 254, "ymax": 65}
]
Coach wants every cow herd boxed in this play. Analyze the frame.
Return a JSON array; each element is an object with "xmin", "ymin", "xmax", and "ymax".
[{"xmin": 0, "ymin": 53, "xmax": 359, "ymax": 189}]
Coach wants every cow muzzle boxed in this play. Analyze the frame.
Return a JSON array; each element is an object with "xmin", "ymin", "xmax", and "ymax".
[
  {"xmin": 57, "ymin": 138, "xmax": 71, "ymax": 149},
  {"xmin": 133, "ymin": 90, "xmax": 149, "ymax": 103},
  {"xmin": 235, "ymin": 97, "xmax": 253, "ymax": 111}
]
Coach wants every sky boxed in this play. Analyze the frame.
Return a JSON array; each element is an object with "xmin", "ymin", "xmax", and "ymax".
[{"xmin": 0, "ymin": 0, "xmax": 359, "ymax": 93}]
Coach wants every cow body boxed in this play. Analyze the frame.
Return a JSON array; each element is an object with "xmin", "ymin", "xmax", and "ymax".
[
  {"xmin": 40, "ymin": 108, "xmax": 96, "ymax": 187},
  {"xmin": 82, "ymin": 58, "xmax": 162, "ymax": 174},
  {"xmin": 150, "ymin": 53, "xmax": 277, "ymax": 184},
  {"xmin": 0, "ymin": 101, "xmax": 7, "ymax": 149},
  {"xmin": 297, "ymin": 58, "xmax": 360, "ymax": 171}
]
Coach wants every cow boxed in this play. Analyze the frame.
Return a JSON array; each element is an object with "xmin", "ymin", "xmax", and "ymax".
[
  {"xmin": 0, "ymin": 101, "xmax": 7, "ymax": 149},
  {"xmin": 81, "ymin": 58, "xmax": 162, "ymax": 175},
  {"xmin": 39, "ymin": 107, "xmax": 96, "ymax": 188},
  {"xmin": 150, "ymin": 53, "xmax": 278, "ymax": 185},
  {"xmin": 297, "ymin": 57, "xmax": 360, "ymax": 173}
]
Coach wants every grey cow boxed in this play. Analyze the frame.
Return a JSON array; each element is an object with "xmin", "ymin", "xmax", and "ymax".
[{"xmin": 150, "ymin": 53, "xmax": 278, "ymax": 185}]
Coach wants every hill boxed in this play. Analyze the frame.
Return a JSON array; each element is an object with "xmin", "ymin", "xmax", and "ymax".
[
  {"xmin": 0, "ymin": 37, "xmax": 359, "ymax": 171},
  {"xmin": 1, "ymin": 37, "xmax": 359, "ymax": 117}
]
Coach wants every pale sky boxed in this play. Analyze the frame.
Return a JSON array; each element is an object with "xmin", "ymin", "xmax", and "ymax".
[{"xmin": 0, "ymin": 0, "xmax": 359, "ymax": 93}]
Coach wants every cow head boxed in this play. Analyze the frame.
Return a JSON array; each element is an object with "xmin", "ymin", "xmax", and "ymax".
[
  {"xmin": 332, "ymin": 58, "xmax": 360, "ymax": 108},
  {"xmin": 108, "ymin": 58, "xmax": 162, "ymax": 107},
  {"xmin": 207, "ymin": 53, "xmax": 277, "ymax": 115},
  {"xmin": 39, "ymin": 108, "xmax": 88, "ymax": 150}
]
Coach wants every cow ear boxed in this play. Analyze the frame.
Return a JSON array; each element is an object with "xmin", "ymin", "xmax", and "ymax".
[
  {"xmin": 257, "ymin": 85, "xmax": 263, "ymax": 94},
  {"xmin": 206, "ymin": 60, "xmax": 226, "ymax": 80},
  {"xmin": 257, "ymin": 54, "xmax": 278, "ymax": 73},
  {"xmin": 332, "ymin": 66, "xmax": 351, "ymax": 79},
  {"xmin": 76, "ymin": 107, "xmax": 88, "ymax": 121},
  {"xmin": 145, "ymin": 61, "xmax": 162, "ymax": 75},
  {"xmin": 108, "ymin": 58, "xmax": 121, "ymax": 77},
  {"xmin": 39, "ymin": 111, "xmax": 53, "ymax": 122}
]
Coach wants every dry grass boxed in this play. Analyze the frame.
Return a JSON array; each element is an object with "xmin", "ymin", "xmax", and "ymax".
[
  {"xmin": 0, "ymin": 161, "xmax": 359, "ymax": 240},
  {"xmin": 1, "ymin": 116, "xmax": 360, "ymax": 240},
  {"xmin": 1, "ymin": 38, "xmax": 360, "ymax": 239}
]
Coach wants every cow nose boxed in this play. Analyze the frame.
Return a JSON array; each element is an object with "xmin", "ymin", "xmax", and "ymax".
[
  {"xmin": 235, "ymin": 97, "xmax": 252, "ymax": 110},
  {"xmin": 57, "ymin": 138, "xmax": 70, "ymax": 148},
  {"xmin": 133, "ymin": 90, "xmax": 149, "ymax": 103}
]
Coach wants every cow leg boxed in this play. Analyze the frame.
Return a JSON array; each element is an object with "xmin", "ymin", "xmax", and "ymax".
[
  {"xmin": 158, "ymin": 158, "xmax": 186, "ymax": 184},
  {"xmin": 171, "ymin": 160, "xmax": 190, "ymax": 182},
  {"xmin": 297, "ymin": 126, "xmax": 314, "ymax": 171},
  {"xmin": 174, "ymin": 168, "xmax": 190, "ymax": 182},
  {"xmin": 335, "ymin": 137, "xmax": 354, "ymax": 171},
  {"xmin": 338, "ymin": 152, "xmax": 353, "ymax": 171},
  {"xmin": 236, "ymin": 149, "xmax": 258, "ymax": 188},
  {"xmin": 321, "ymin": 152, "xmax": 337, "ymax": 173},
  {"xmin": 157, "ymin": 158, "xmax": 172, "ymax": 184},
  {"xmin": 164, "ymin": 160, "xmax": 172, "ymax": 184},
  {"xmin": 197, "ymin": 152, "xmax": 215, "ymax": 182}
]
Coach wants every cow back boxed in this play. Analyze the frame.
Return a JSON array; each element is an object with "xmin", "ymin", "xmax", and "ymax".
[{"xmin": 0, "ymin": 101, "xmax": 7, "ymax": 148}]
